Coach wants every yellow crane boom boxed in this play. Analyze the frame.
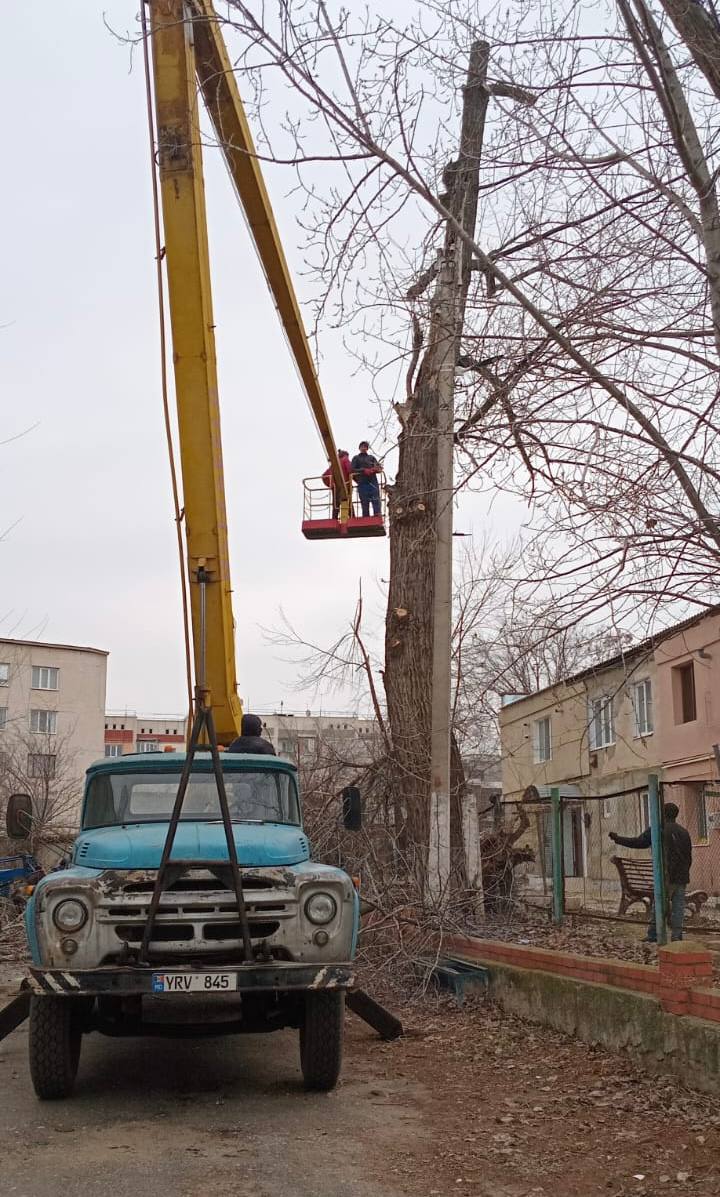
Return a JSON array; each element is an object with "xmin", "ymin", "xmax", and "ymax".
[{"xmin": 147, "ymin": 0, "xmax": 348, "ymax": 742}]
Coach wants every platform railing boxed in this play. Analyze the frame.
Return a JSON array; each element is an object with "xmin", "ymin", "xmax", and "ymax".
[{"xmin": 302, "ymin": 472, "xmax": 386, "ymax": 522}]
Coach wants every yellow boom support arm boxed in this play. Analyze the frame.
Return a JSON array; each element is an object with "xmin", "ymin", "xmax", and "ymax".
[{"xmin": 148, "ymin": 0, "xmax": 346, "ymax": 742}]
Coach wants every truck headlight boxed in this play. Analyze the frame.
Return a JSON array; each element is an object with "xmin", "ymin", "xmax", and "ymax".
[
  {"xmin": 52, "ymin": 899, "xmax": 88, "ymax": 933},
  {"xmin": 304, "ymin": 892, "xmax": 337, "ymax": 925}
]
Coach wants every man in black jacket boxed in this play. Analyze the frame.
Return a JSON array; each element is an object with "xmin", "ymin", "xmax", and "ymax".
[
  {"xmin": 351, "ymin": 441, "xmax": 382, "ymax": 517},
  {"xmin": 609, "ymin": 801, "xmax": 691, "ymax": 941},
  {"xmin": 227, "ymin": 713, "xmax": 275, "ymax": 755}
]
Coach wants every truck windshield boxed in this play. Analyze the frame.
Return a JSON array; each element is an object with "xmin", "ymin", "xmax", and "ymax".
[{"xmin": 84, "ymin": 770, "xmax": 300, "ymax": 829}]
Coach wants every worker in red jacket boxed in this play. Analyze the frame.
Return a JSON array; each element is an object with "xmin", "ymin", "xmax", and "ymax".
[{"xmin": 322, "ymin": 449, "xmax": 353, "ymax": 519}]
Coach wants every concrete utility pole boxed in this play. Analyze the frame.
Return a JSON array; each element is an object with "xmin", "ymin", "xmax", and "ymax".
[{"xmin": 427, "ymin": 43, "xmax": 489, "ymax": 903}]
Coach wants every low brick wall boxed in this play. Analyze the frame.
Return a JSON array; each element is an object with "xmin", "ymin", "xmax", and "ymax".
[
  {"xmin": 442, "ymin": 935, "xmax": 720, "ymax": 1093},
  {"xmin": 445, "ymin": 935, "xmax": 716, "ymax": 1016}
]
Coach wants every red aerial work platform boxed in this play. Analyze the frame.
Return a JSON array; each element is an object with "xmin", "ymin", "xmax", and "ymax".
[{"xmin": 301, "ymin": 475, "xmax": 387, "ymax": 540}]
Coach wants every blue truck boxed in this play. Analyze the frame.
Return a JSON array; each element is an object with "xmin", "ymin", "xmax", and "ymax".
[
  {"xmin": 4, "ymin": 0, "xmax": 390, "ymax": 1100},
  {"xmin": 14, "ymin": 751, "xmax": 359, "ymax": 1098}
]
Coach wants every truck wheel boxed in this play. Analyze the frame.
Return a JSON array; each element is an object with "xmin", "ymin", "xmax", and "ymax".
[
  {"xmin": 299, "ymin": 991, "xmax": 344, "ymax": 1091},
  {"xmin": 28, "ymin": 995, "xmax": 82, "ymax": 1100}
]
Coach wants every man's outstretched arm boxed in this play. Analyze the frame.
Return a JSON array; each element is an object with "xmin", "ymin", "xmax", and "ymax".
[{"xmin": 610, "ymin": 828, "xmax": 652, "ymax": 849}]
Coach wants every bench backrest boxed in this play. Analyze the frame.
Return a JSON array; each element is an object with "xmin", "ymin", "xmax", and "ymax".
[{"xmin": 611, "ymin": 856, "xmax": 654, "ymax": 893}]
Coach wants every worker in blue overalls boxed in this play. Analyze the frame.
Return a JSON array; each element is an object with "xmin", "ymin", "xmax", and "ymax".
[{"xmin": 351, "ymin": 441, "xmax": 382, "ymax": 517}]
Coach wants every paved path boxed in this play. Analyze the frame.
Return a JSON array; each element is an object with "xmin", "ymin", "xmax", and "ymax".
[{"xmin": 0, "ymin": 1016, "xmax": 422, "ymax": 1197}]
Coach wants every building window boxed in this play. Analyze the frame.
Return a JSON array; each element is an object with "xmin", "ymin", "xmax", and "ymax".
[
  {"xmin": 137, "ymin": 740, "xmax": 159, "ymax": 753},
  {"xmin": 30, "ymin": 709, "xmax": 57, "ymax": 735},
  {"xmin": 589, "ymin": 696, "xmax": 614, "ymax": 749},
  {"xmin": 31, "ymin": 666, "xmax": 59, "ymax": 691},
  {"xmin": 541, "ymin": 805, "xmax": 584, "ymax": 877},
  {"xmin": 0, "ymin": 708, "xmax": 6, "ymax": 731},
  {"xmin": 105, "ymin": 744, "xmax": 123, "ymax": 758},
  {"xmin": 638, "ymin": 790, "xmax": 650, "ymax": 829},
  {"xmin": 0, "ymin": 664, "xmax": 9, "ymax": 687},
  {"xmin": 696, "ymin": 786, "xmax": 709, "ymax": 842},
  {"xmin": 672, "ymin": 662, "xmax": 696, "ymax": 724},
  {"xmin": 633, "ymin": 679, "xmax": 654, "ymax": 736},
  {"xmin": 28, "ymin": 753, "xmax": 56, "ymax": 778},
  {"xmin": 533, "ymin": 717, "xmax": 552, "ymax": 763}
]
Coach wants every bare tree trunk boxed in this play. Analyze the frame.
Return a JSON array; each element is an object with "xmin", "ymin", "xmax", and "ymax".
[{"xmin": 383, "ymin": 42, "xmax": 489, "ymax": 894}]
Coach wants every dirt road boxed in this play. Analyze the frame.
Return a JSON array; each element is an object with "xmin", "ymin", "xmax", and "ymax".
[{"xmin": 2, "ymin": 999, "xmax": 720, "ymax": 1196}]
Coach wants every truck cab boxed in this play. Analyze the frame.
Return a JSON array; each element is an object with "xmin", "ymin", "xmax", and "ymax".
[{"xmin": 21, "ymin": 753, "xmax": 358, "ymax": 1098}]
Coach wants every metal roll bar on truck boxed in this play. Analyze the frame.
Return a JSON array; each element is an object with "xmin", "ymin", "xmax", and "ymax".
[{"xmin": 1, "ymin": 0, "xmax": 401, "ymax": 1101}]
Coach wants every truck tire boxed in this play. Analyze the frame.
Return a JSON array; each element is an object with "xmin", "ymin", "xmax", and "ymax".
[
  {"xmin": 28, "ymin": 995, "xmax": 82, "ymax": 1100},
  {"xmin": 299, "ymin": 991, "xmax": 344, "ymax": 1091}
]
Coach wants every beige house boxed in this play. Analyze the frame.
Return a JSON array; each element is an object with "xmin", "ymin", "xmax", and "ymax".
[
  {"xmin": 500, "ymin": 645, "xmax": 660, "ymax": 905},
  {"xmin": 500, "ymin": 606, "xmax": 720, "ymax": 904},
  {"xmin": 0, "ymin": 637, "xmax": 108, "ymax": 827}
]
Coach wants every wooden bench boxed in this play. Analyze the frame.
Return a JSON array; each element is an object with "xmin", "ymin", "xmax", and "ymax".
[{"xmin": 610, "ymin": 856, "xmax": 708, "ymax": 917}]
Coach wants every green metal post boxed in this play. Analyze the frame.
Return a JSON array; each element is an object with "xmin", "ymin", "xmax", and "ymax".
[
  {"xmin": 550, "ymin": 787, "xmax": 564, "ymax": 926},
  {"xmin": 648, "ymin": 774, "xmax": 667, "ymax": 946}
]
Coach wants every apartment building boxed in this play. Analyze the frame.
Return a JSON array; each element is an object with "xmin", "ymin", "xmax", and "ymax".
[
  {"xmin": 0, "ymin": 637, "xmax": 108, "ymax": 813},
  {"xmin": 259, "ymin": 711, "xmax": 377, "ymax": 765},
  {"xmin": 104, "ymin": 708, "xmax": 378, "ymax": 765},
  {"xmin": 499, "ymin": 605, "xmax": 720, "ymax": 901},
  {"xmin": 104, "ymin": 712, "xmax": 186, "ymax": 756}
]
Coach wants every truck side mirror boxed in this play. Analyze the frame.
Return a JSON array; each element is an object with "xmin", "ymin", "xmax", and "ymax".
[
  {"xmin": 6, "ymin": 793, "xmax": 33, "ymax": 840},
  {"xmin": 342, "ymin": 786, "xmax": 362, "ymax": 832}
]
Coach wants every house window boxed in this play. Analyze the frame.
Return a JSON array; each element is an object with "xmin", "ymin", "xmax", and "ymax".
[
  {"xmin": 696, "ymin": 786, "xmax": 709, "ymax": 841},
  {"xmin": 0, "ymin": 708, "xmax": 6, "ymax": 730},
  {"xmin": 541, "ymin": 805, "xmax": 584, "ymax": 878},
  {"xmin": 30, "ymin": 709, "xmax": 57, "ymax": 735},
  {"xmin": 633, "ymin": 679, "xmax": 654, "ymax": 736},
  {"xmin": 589, "ymin": 696, "xmax": 614, "ymax": 749},
  {"xmin": 31, "ymin": 666, "xmax": 59, "ymax": 691},
  {"xmin": 105, "ymin": 744, "xmax": 123, "ymax": 758},
  {"xmin": 672, "ymin": 662, "xmax": 696, "ymax": 724},
  {"xmin": 0, "ymin": 664, "xmax": 9, "ymax": 687},
  {"xmin": 638, "ymin": 790, "xmax": 650, "ymax": 829},
  {"xmin": 137, "ymin": 740, "xmax": 159, "ymax": 753},
  {"xmin": 533, "ymin": 717, "xmax": 552, "ymax": 763},
  {"xmin": 28, "ymin": 753, "xmax": 56, "ymax": 778}
]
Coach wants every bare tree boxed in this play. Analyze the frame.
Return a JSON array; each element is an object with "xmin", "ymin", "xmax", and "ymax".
[
  {"xmin": 0, "ymin": 729, "xmax": 82, "ymax": 852},
  {"xmin": 179, "ymin": 0, "xmax": 720, "ymax": 918}
]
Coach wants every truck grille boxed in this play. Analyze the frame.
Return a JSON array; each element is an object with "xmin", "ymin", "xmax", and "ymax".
[{"xmin": 96, "ymin": 876, "xmax": 296, "ymax": 959}]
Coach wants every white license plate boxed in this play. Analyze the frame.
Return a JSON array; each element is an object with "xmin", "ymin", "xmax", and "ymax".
[{"xmin": 151, "ymin": 971, "xmax": 238, "ymax": 993}]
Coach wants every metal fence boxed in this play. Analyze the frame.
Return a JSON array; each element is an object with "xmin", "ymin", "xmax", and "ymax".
[{"xmin": 505, "ymin": 777, "xmax": 720, "ymax": 939}]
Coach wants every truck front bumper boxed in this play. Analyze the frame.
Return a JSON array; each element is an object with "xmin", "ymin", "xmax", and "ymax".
[{"xmin": 27, "ymin": 962, "xmax": 354, "ymax": 997}]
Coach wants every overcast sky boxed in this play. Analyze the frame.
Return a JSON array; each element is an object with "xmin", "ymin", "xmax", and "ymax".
[{"xmin": 2, "ymin": 3, "xmax": 524, "ymax": 718}]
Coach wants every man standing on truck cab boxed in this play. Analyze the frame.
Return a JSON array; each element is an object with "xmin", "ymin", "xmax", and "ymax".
[
  {"xmin": 228, "ymin": 713, "xmax": 275, "ymax": 755},
  {"xmin": 351, "ymin": 440, "xmax": 382, "ymax": 517},
  {"xmin": 609, "ymin": 801, "xmax": 692, "ymax": 941}
]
